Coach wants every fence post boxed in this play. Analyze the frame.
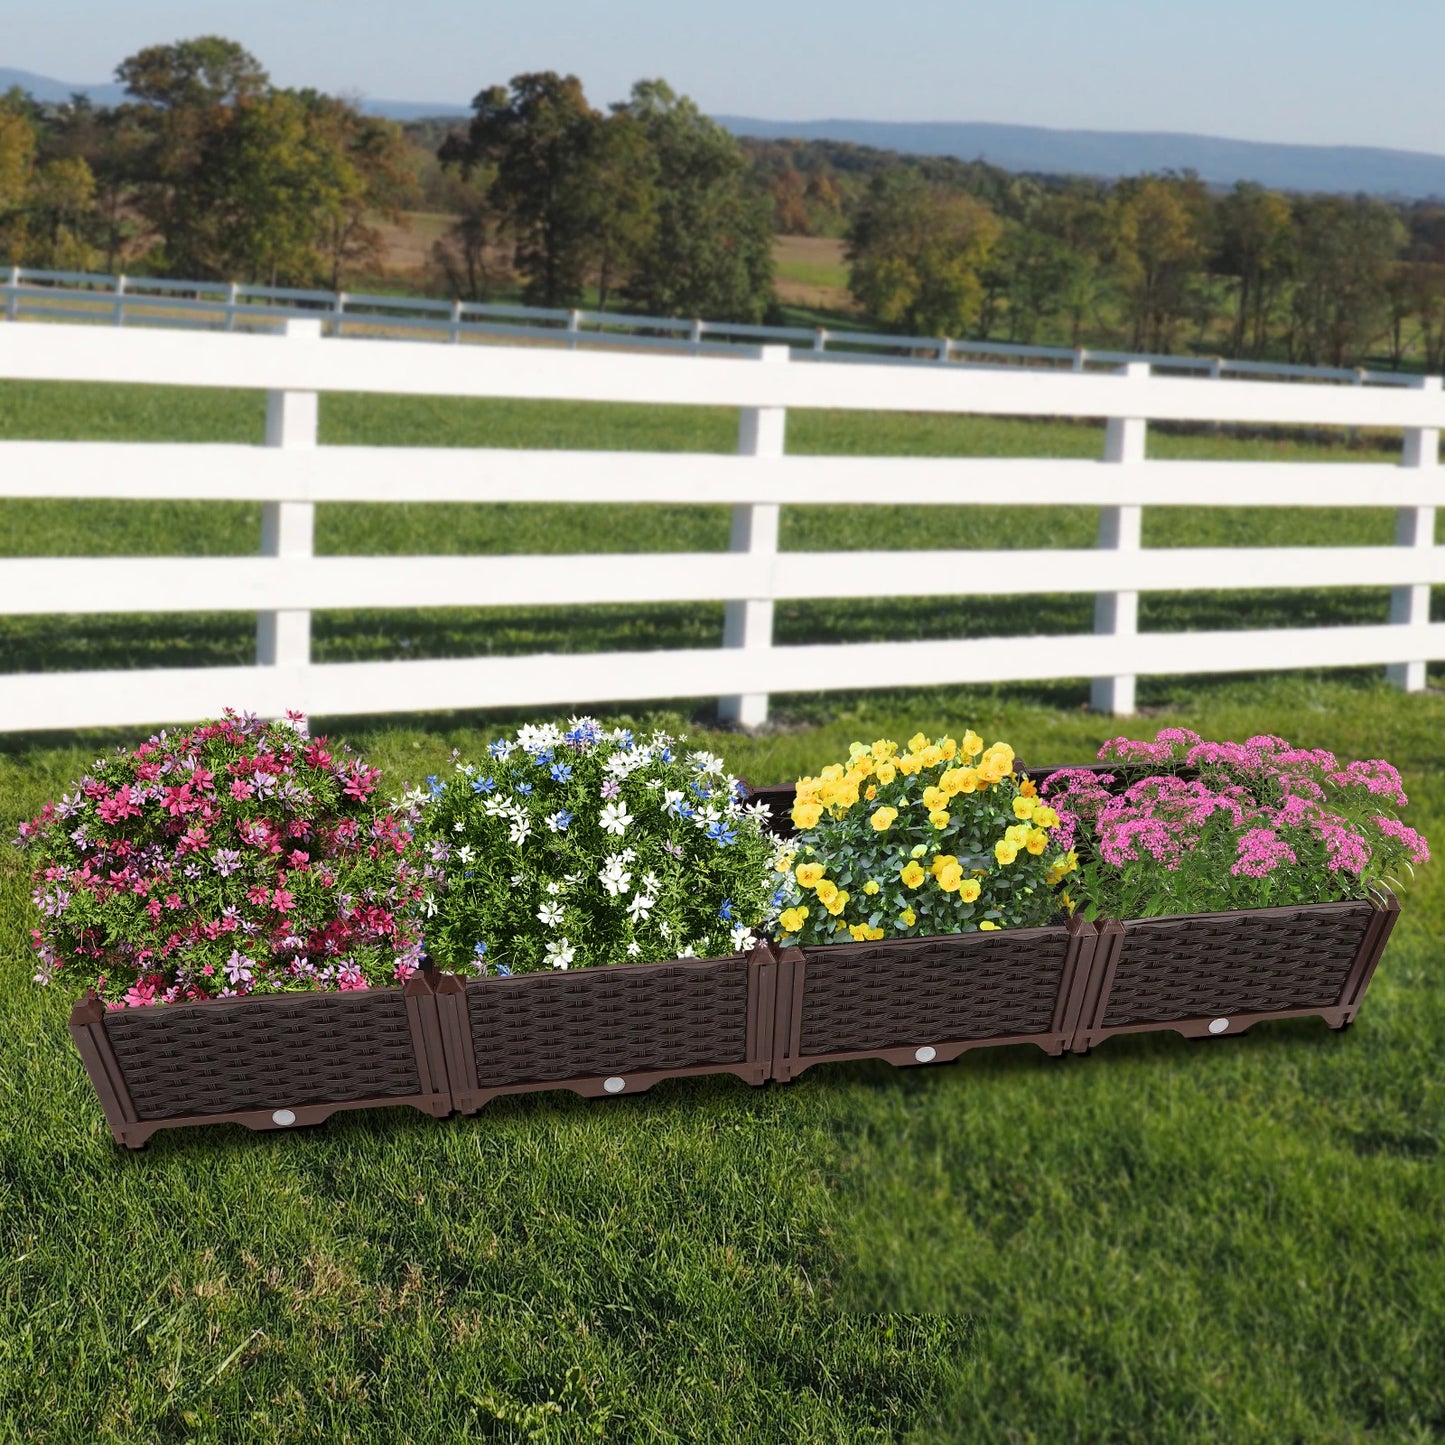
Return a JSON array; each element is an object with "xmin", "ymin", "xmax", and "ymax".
[
  {"xmin": 450, "ymin": 298, "xmax": 463, "ymax": 343},
  {"xmin": 256, "ymin": 319, "xmax": 320, "ymax": 681},
  {"xmin": 6, "ymin": 265, "xmax": 19, "ymax": 322},
  {"xmin": 332, "ymin": 290, "xmax": 347, "ymax": 338},
  {"xmin": 937, "ymin": 337, "xmax": 951, "ymax": 363},
  {"xmin": 1090, "ymin": 361, "xmax": 1150, "ymax": 714},
  {"xmin": 1386, "ymin": 374, "xmax": 1442, "ymax": 691},
  {"xmin": 1071, "ymin": 348, "xmax": 1087, "ymax": 373},
  {"xmin": 690, "ymin": 318, "xmax": 703, "ymax": 353},
  {"xmin": 567, "ymin": 309, "xmax": 582, "ymax": 350},
  {"xmin": 718, "ymin": 345, "xmax": 789, "ymax": 727},
  {"xmin": 112, "ymin": 275, "xmax": 127, "ymax": 327},
  {"xmin": 225, "ymin": 281, "xmax": 240, "ymax": 332},
  {"xmin": 813, "ymin": 328, "xmax": 827, "ymax": 354}
]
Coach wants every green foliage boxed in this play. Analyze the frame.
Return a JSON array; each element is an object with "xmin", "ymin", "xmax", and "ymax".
[
  {"xmin": 846, "ymin": 169, "xmax": 1002, "ymax": 336},
  {"xmin": 442, "ymin": 72, "xmax": 603, "ymax": 307},
  {"xmin": 617, "ymin": 81, "xmax": 774, "ymax": 323}
]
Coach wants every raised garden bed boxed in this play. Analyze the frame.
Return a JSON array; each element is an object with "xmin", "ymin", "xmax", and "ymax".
[
  {"xmin": 68, "ymin": 972, "xmax": 452, "ymax": 1149},
  {"xmin": 435, "ymin": 945, "xmax": 778, "ymax": 1114},
  {"xmin": 769, "ymin": 915, "xmax": 1098, "ymax": 1082},
  {"xmin": 1073, "ymin": 889, "xmax": 1398, "ymax": 1050}
]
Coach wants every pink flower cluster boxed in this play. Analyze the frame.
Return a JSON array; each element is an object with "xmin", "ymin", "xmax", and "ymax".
[
  {"xmin": 16, "ymin": 709, "xmax": 429, "ymax": 1008},
  {"xmin": 1044, "ymin": 728, "xmax": 1428, "ymax": 915}
]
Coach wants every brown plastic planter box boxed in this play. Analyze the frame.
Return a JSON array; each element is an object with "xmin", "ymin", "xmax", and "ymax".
[
  {"xmin": 68, "ymin": 972, "xmax": 453, "ymax": 1149},
  {"xmin": 434, "ymin": 943, "xmax": 779, "ymax": 1114},
  {"xmin": 1074, "ymin": 889, "xmax": 1399, "ymax": 1051},
  {"xmin": 769, "ymin": 915, "xmax": 1098, "ymax": 1082}
]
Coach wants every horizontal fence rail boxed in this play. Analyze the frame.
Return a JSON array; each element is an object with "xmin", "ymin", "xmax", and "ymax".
[
  {"xmin": 0, "ymin": 319, "xmax": 1441, "ymax": 732},
  {"xmin": 0, "ymin": 263, "xmax": 1429, "ymax": 387}
]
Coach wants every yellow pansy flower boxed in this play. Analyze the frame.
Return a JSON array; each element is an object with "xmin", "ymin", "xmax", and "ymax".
[
  {"xmin": 815, "ymin": 879, "xmax": 839, "ymax": 906},
  {"xmin": 875, "ymin": 762, "xmax": 896, "ymax": 785},
  {"xmin": 865, "ymin": 784, "xmax": 878, "ymax": 801},
  {"xmin": 795, "ymin": 862, "xmax": 825, "ymax": 889},
  {"xmin": 871, "ymin": 739, "xmax": 896, "ymax": 761},
  {"xmin": 928, "ymin": 810, "xmax": 951, "ymax": 830},
  {"xmin": 900, "ymin": 908, "xmax": 916, "ymax": 927},
  {"xmin": 936, "ymin": 860, "xmax": 964, "ymax": 892},
  {"xmin": 1019, "ymin": 778, "xmax": 1038, "ymax": 798},
  {"xmin": 774, "ymin": 851, "xmax": 796, "ymax": 874},
  {"xmin": 922, "ymin": 786, "xmax": 949, "ymax": 812},
  {"xmin": 824, "ymin": 889, "xmax": 849, "ymax": 917},
  {"xmin": 778, "ymin": 907, "xmax": 808, "ymax": 933},
  {"xmin": 820, "ymin": 764, "xmax": 845, "ymax": 782},
  {"xmin": 900, "ymin": 861, "xmax": 926, "ymax": 888},
  {"xmin": 865, "ymin": 925, "xmax": 886, "ymax": 941},
  {"xmin": 930, "ymin": 853, "xmax": 958, "ymax": 878},
  {"xmin": 1012, "ymin": 795, "xmax": 1037, "ymax": 820},
  {"xmin": 1025, "ymin": 828, "xmax": 1049, "ymax": 856},
  {"xmin": 792, "ymin": 801, "xmax": 823, "ymax": 830},
  {"xmin": 961, "ymin": 730, "xmax": 983, "ymax": 758},
  {"xmin": 1033, "ymin": 805, "xmax": 1060, "ymax": 829},
  {"xmin": 958, "ymin": 879, "xmax": 981, "ymax": 903},
  {"xmin": 940, "ymin": 737, "xmax": 958, "ymax": 761},
  {"xmin": 995, "ymin": 839, "xmax": 1019, "ymax": 866},
  {"xmin": 848, "ymin": 923, "xmax": 869, "ymax": 942},
  {"xmin": 908, "ymin": 732, "xmax": 929, "ymax": 753},
  {"xmin": 896, "ymin": 753, "xmax": 921, "ymax": 776},
  {"xmin": 979, "ymin": 920, "xmax": 999, "ymax": 931},
  {"xmin": 863, "ymin": 880, "xmax": 880, "ymax": 896},
  {"xmin": 870, "ymin": 806, "xmax": 898, "ymax": 832},
  {"xmin": 1005, "ymin": 823, "xmax": 1031, "ymax": 846},
  {"xmin": 911, "ymin": 843, "xmax": 929, "ymax": 859}
]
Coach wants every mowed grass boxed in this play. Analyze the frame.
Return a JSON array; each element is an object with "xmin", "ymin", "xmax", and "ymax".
[
  {"xmin": 1, "ymin": 675, "xmax": 1443, "ymax": 1441},
  {"xmin": 0, "ymin": 378, "xmax": 1436, "ymax": 680}
]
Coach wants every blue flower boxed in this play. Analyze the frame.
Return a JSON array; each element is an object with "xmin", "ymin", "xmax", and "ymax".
[
  {"xmin": 770, "ymin": 886, "xmax": 788, "ymax": 909},
  {"xmin": 659, "ymin": 746, "xmax": 673, "ymax": 763},
  {"xmin": 473, "ymin": 941, "xmax": 487, "ymax": 956},
  {"xmin": 615, "ymin": 729, "xmax": 634, "ymax": 748},
  {"xmin": 532, "ymin": 748, "xmax": 555, "ymax": 767},
  {"xmin": 565, "ymin": 720, "xmax": 600, "ymax": 748},
  {"xmin": 471, "ymin": 776, "xmax": 496, "ymax": 794},
  {"xmin": 706, "ymin": 821, "xmax": 738, "ymax": 846},
  {"xmin": 495, "ymin": 963, "xmax": 513, "ymax": 977},
  {"xmin": 549, "ymin": 761, "xmax": 573, "ymax": 783},
  {"xmin": 516, "ymin": 782, "xmax": 533, "ymax": 797},
  {"xmin": 718, "ymin": 899, "xmax": 735, "ymax": 922},
  {"xmin": 487, "ymin": 739, "xmax": 509, "ymax": 759},
  {"xmin": 546, "ymin": 809, "xmax": 573, "ymax": 833},
  {"xmin": 426, "ymin": 774, "xmax": 445, "ymax": 798}
]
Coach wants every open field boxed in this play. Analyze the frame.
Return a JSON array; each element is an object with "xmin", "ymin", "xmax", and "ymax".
[
  {"xmin": 1, "ymin": 379, "xmax": 1443, "ymax": 1438},
  {"xmin": 771, "ymin": 235, "xmax": 853, "ymax": 310}
]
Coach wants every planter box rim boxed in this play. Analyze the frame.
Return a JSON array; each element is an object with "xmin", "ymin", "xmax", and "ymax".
[
  {"xmin": 1110, "ymin": 888, "xmax": 1392, "ymax": 931},
  {"xmin": 791, "ymin": 915, "xmax": 1082, "ymax": 958},
  {"xmin": 75, "ymin": 975, "xmax": 428, "ymax": 1023},
  {"xmin": 445, "ymin": 945, "xmax": 758, "ymax": 989}
]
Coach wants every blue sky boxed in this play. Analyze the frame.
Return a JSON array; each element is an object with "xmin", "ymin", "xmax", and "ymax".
[{"xmin": 8, "ymin": 0, "xmax": 1445, "ymax": 152}]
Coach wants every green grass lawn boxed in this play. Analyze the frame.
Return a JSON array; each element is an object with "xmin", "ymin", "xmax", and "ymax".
[
  {"xmin": 1, "ymin": 675, "xmax": 1442, "ymax": 1441},
  {"xmin": 1, "ymin": 377, "xmax": 1443, "ymax": 1439}
]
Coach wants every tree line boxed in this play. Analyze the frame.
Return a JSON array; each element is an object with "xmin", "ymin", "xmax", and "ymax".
[
  {"xmin": 4, "ymin": 36, "xmax": 1445, "ymax": 367},
  {"xmin": 750, "ymin": 141, "xmax": 1445, "ymax": 369}
]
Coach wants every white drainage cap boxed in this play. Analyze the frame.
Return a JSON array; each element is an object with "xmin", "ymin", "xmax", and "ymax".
[
  {"xmin": 1208, "ymin": 1018, "xmax": 1230, "ymax": 1035},
  {"xmin": 272, "ymin": 1108, "xmax": 297, "ymax": 1126},
  {"xmin": 603, "ymin": 1077, "xmax": 626, "ymax": 1094},
  {"xmin": 914, "ymin": 1045, "xmax": 938, "ymax": 1063}
]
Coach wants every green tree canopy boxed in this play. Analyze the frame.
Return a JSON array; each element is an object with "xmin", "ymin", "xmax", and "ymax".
[{"xmin": 846, "ymin": 169, "xmax": 1002, "ymax": 337}]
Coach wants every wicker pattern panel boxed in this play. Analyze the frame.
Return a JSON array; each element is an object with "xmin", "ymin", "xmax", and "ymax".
[
  {"xmin": 799, "ymin": 929, "xmax": 1072, "ymax": 1054},
  {"xmin": 466, "ymin": 958, "xmax": 749, "ymax": 1087},
  {"xmin": 1105, "ymin": 903, "xmax": 1375, "ymax": 1025},
  {"xmin": 105, "ymin": 991, "xmax": 422, "ymax": 1119}
]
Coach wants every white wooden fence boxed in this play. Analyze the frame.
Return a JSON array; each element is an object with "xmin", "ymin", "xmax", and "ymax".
[
  {"xmin": 0, "ymin": 318, "xmax": 1441, "ymax": 734},
  {"xmin": 2, "ymin": 264, "xmax": 1426, "ymax": 386}
]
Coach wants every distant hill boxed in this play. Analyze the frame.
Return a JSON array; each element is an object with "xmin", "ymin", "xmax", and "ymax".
[
  {"xmin": 0, "ymin": 67, "xmax": 127, "ymax": 106},
  {"xmin": 0, "ymin": 68, "xmax": 469, "ymax": 121},
  {"xmin": 716, "ymin": 116, "xmax": 1445, "ymax": 200},
  {"xmin": 9, "ymin": 66, "xmax": 1444, "ymax": 197}
]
